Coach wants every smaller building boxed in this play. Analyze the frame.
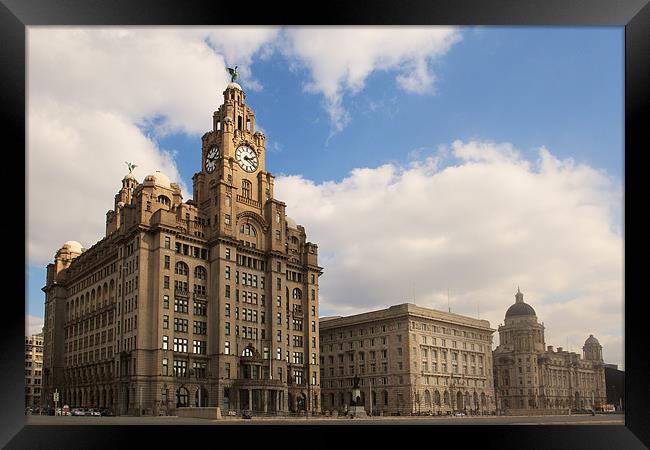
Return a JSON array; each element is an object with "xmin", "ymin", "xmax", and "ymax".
[
  {"xmin": 604, "ymin": 364, "xmax": 624, "ymax": 411},
  {"xmin": 25, "ymin": 333, "xmax": 44, "ymax": 408},
  {"xmin": 319, "ymin": 303, "xmax": 496, "ymax": 416}
]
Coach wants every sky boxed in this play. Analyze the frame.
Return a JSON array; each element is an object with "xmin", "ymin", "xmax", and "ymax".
[{"xmin": 26, "ymin": 26, "xmax": 624, "ymax": 368}]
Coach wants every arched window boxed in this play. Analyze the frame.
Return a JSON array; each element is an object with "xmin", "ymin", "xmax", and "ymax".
[
  {"xmin": 291, "ymin": 236, "xmax": 299, "ymax": 245},
  {"xmin": 242, "ymin": 347, "xmax": 253, "ymax": 357},
  {"xmin": 176, "ymin": 387, "xmax": 189, "ymax": 408},
  {"xmin": 240, "ymin": 223, "xmax": 257, "ymax": 237},
  {"xmin": 194, "ymin": 266, "xmax": 207, "ymax": 280},
  {"xmin": 242, "ymin": 180, "xmax": 252, "ymax": 199},
  {"xmin": 175, "ymin": 262, "xmax": 189, "ymax": 276},
  {"xmin": 157, "ymin": 195, "xmax": 170, "ymax": 206},
  {"xmin": 292, "ymin": 288, "xmax": 302, "ymax": 299}
]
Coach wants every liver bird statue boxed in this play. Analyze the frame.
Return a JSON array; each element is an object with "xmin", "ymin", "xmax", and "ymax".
[
  {"xmin": 125, "ymin": 161, "xmax": 137, "ymax": 174},
  {"xmin": 227, "ymin": 66, "xmax": 239, "ymax": 83}
]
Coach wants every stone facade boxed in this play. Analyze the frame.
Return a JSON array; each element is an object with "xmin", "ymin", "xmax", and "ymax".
[
  {"xmin": 319, "ymin": 304, "xmax": 496, "ymax": 416},
  {"xmin": 25, "ymin": 333, "xmax": 44, "ymax": 408},
  {"xmin": 493, "ymin": 289, "xmax": 606, "ymax": 414},
  {"xmin": 41, "ymin": 82, "xmax": 322, "ymax": 416}
]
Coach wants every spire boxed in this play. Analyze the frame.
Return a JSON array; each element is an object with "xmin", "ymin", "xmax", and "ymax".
[{"xmin": 515, "ymin": 287, "xmax": 524, "ymax": 303}]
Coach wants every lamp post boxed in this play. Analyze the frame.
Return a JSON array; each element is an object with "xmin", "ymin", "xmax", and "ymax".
[{"xmin": 161, "ymin": 383, "xmax": 168, "ymax": 416}]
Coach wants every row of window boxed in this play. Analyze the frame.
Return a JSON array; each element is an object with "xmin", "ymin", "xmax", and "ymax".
[
  {"xmin": 161, "ymin": 337, "xmax": 207, "ymax": 354},
  {"xmin": 162, "ymin": 359, "xmax": 207, "ymax": 378}
]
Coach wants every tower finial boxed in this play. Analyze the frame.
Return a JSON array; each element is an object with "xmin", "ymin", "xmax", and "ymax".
[
  {"xmin": 515, "ymin": 287, "xmax": 524, "ymax": 303},
  {"xmin": 227, "ymin": 66, "xmax": 239, "ymax": 83},
  {"xmin": 125, "ymin": 161, "xmax": 137, "ymax": 174}
]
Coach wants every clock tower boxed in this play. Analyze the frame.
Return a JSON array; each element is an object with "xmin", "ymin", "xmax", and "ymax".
[{"xmin": 190, "ymin": 77, "xmax": 323, "ymax": 414}]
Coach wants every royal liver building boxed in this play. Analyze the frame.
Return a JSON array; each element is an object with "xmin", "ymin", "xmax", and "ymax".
[{"xmin": 42, "ymin": 77, "xmax": 323, "ymax": 416}]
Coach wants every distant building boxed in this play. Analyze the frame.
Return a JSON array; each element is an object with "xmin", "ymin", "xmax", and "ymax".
[
  {"xmin": 493, "ymin": 289, "xmax": 606, "ymax": 414},
  {"xmin": 604, "ymin": 365, "xmax": 624, "ymax": 411},
  {"xmin": 25, "ymin": 333, "xmax": 44, "ymax": 408},
  {"xmin": 319, "ymin": 303, "xmax": 496, "ymax": 416}
]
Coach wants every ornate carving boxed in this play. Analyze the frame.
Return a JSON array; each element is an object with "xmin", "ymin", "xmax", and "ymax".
[{"xmin": 236, "ymin": 210, "xmax": 269, "ymax": 232}]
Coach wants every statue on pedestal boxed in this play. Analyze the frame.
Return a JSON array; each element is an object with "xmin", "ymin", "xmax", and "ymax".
[{"xmin": 347, "ymin": 373, "xmax": 367, "ymax": 418}]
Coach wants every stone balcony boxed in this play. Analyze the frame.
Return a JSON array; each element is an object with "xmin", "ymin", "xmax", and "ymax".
[
  {"xmin": 237, "ymin": 195, "xmax": 261, "ymax": 208},
  {"xmin": 174, "ymin": 288, "xmax": 190, "ymax": 298}
]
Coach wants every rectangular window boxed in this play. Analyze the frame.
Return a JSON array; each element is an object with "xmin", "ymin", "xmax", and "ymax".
[
  {"xmin": 164, "ymin": 236, "xmax": 171, "ymax": 249},
  {"xmin": 224, "ymin": 341, "xmax": 230, "ymax": 355},
  {"xmin": 162, "ymin": 358, "xmax": 168, "ymax": 375},
  {"xmin": 224, "ymin": 214, "xmax": 231, "ymax": 225},
  {"xmin": 225, "ymin": 285, "xmax": 231, "ymax": 298},
  {"xmin": 164, "ymin": 255, "xmax": 170, "ymax": 269},
  {"xmin": 162, "ymin": 335, "xmax": 168, "ymax": 350},
  {"xmin": 163, "ymin": 276, "xmax": 170, "ymax": 289},
  {"xmin": 225, "ymin": 266, "xmax": 231, "ymax": 280},
  {"xmin": 173, "ymin": 359, "xmax": 187, "ymax": 377},
  {"xmin": 193, "ymin": 340, "xmax": 206, "ymax": 355},
  {"xmin": 193, "ymin": 321, "xmax": 207, "ymax": 334},
  {"xmin": 174, "ymin": 318, "xmax": 189, "ymax": 333},
  {"xmin": 163, "ymin": 315, "xmax": 169, "ymax": 329},
  {"xmin": 174, "ymin": 298, "xmax": 189, "ymax": 313},
  {"xmin": 193, "ymin": 301, "xmax": 207, "ymax": 316},
  {"xmin": 225, "ymin": 247, "xmax": 231, "ymax": 260}
]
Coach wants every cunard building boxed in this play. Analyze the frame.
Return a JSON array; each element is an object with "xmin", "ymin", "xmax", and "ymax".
[
  {"xmin": 42, "ymin": 77, "xmax": 323, "ymax": 416},
  {"xmin": 319, "ymin": 304, "xmax": 496, "ymax": 416}
]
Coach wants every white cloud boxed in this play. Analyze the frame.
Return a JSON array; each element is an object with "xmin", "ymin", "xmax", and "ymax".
[
  {"xmin": 275, "ymin": 141, "xmax": 623, "ymax": 367},
  {"xmin": 26, "ymin": 315, "xmax": 44, "ymax": 336},
  {"xmin": 279, "ymin": 26, "xmax": 461, "ymax": 133},
  {"xmin": 27, "ymin": 27, "xmax": 278, "ymax": 265}
]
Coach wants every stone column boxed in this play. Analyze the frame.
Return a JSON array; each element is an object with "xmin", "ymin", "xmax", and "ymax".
[
  {"xmin": 263, "ymin": 390, "xmax": 268, "ymax": 413},
  {"xmin": 248, "ymin": 389, "xmax": 252, "ymax": 411}
]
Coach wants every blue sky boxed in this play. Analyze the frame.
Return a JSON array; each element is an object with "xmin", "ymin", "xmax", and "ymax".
[
  {"xmin": 153, "ymin": 28, "xmax": 623, "ymax": 190},
  {"xmin": 27, "ymin": 26, "xmax": 624, "ymax": 366}
]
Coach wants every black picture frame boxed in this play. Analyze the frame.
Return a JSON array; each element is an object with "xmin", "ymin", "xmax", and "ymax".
[{"xmin": 2, "ymin": 0, "xmax": 648, "ymax": 448}]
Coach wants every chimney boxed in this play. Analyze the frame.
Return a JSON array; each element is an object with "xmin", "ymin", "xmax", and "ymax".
[
  {"xmin": 547, "ymin": 346, "xmax": 553, "ymax": 352},
  {"xmin": 557, "ymin": 347, "xmax": 563, "ymax": 352}
]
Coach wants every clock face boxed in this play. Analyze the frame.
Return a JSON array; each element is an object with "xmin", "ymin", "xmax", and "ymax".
[
  {"xmin": 205, "ymin": 145, "xmax": 219, "ymax": 173},
  {"xmin": 235, "ymin": 145, "xmax": 259, "ymax": 173}
]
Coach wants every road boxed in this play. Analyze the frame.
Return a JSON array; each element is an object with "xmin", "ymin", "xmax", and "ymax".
[{"xmin": 25, "ymin": 413, "xmax": 624, "ymax": 426}]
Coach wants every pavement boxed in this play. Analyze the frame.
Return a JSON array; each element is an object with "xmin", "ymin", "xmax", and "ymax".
[{"xmin": 25, "ymin": 413, "xmax": 624, "ymax": 426}]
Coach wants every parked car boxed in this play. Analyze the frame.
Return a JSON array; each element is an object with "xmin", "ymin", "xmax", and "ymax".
[
  {"xmin": 99, "ymin": 409, "xmax": 113, "ymax": 416},
  {"xmin": 242, "ymin": 410, "xmax": 253, "ymax": 419},
  {"xmin": 71, "ymin": 408, "xmax": 86, "ymax": 416},
  {"xmin": 454, "ymin": 412, "xmax": 466, "ymax": 417},
  {"xmin": 88, "ymin": 409, "xmax": 101, "ymax": 416}
]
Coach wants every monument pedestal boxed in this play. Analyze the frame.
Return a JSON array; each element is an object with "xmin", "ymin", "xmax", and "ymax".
[{"xmin": 346, "ymin": 405, "xmax": 367, "ymax": 418}]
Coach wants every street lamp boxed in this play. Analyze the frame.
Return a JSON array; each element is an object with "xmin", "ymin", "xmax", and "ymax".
[{"xmin": 161, "ymin": 383, "xmax": 168, "ymax": 416}]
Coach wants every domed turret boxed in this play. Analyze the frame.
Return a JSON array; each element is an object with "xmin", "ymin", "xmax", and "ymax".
[
  {"xmin": 505, "ymin": 287, "xmax": 537, "ymax": 318},
  {"xmin": 144, "ymin": 170, "xmax": 172, "ymax": 189},
  {"xmin": 62, "ymin": 240, "xmax": 84, "ymax": 254},
  {"xmin": 583, "ymin": 334, "xmax": 603, "ymax": 362},
  {"xmin": 286, "ymin": 216, "xmax": 298, "ymax": 230}
]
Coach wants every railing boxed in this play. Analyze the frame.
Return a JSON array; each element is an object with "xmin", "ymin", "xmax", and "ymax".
[
  {"xmin": 193, "ymin": 292, "xmax": 207, "ymax": 301},
  {"xmin": 236, "ymin": 195, "xmax": 261, "ymax": 208},
  {"xmin": 174, "ymin": 288, "xmax": 190, "ymax": 298}
]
